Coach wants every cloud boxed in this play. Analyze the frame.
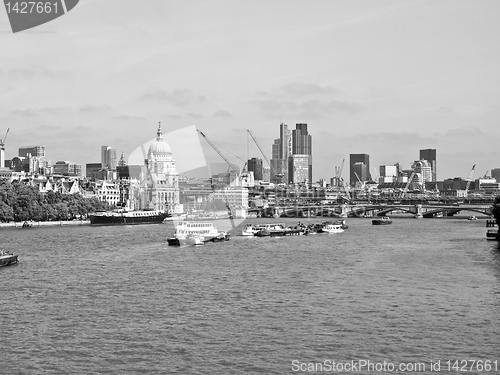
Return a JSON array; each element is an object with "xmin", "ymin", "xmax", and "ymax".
[
  {"xmin": 10, "ymin": 107, "xmax": 69, "ymax": 117},
  {"xmin": 79, "ymin": 105, "xmax": 111, "ymax": 113},
  {"xmin": 436, "ymin": 106, "xmax": 454, "ymax": 114},
  {"xmin": 140, "ymin": 88, "xmax": 205, "ymax": 107},
  {"xmin": 252, "ymin": 97, "xmax": 362, "ymax": 119},
  {"xmin": 252, "ymin": 99, "xmax": 298, "ymax": 112},
  {"xmin": 257, "ymin": 83, "xmax": 341, "ymax": 98},
  {"xmin": 10, "ymin": 109, "xmax": 37, "ymax": 117},
  {"xmin": 347, "ymin": 131, "xmax": 434, "ymax": 147},
  {"xmin": 7, "ymin": 66, "xmax": 71, "ymax": 79},
  {"xmin": 113, "ymin": 114, "xmax": 148, "ymax": 121},
  {"xmin": 280, "ymin": 83, "xmax": 340, "ymax": 97},
  {"xmin": 185, "ymin": 112, "xmax": 204, "ymax": 119},
  {"xmin": 213, "ymin": 109, "xmax": 232, "ymax": 118},
  {"xmin": 444, "ymin": 126, "xmax": 482, "ymax": 137},
  {"xmin": 32, "ymin": 124, "xmax": 61, "ymax": 131},
  {"xmin": 75, "ymin": 126, "xmax": 92, "ymax": 132},
  {"xmin": 301, "ymin": 99, "xmax": 363, "ymax": 113}
]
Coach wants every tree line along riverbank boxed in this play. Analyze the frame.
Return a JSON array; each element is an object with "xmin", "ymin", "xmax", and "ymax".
[{"xmin": 0, "ymin": 180, "xmax": 109, "ymax": 223}]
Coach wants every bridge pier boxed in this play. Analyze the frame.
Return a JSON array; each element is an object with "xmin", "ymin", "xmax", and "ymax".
[
  {"xmin": 415, "ymin": 204, "xmax": 423, "ymax": 216},
  {"xmin": 339, "ymin": 204, "xmax": 347, "ymax": 218}
]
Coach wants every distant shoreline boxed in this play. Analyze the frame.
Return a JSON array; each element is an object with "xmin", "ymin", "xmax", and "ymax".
[{"xmin": 0, "ymin": 220, "xmax": 90, "ymax": 228}]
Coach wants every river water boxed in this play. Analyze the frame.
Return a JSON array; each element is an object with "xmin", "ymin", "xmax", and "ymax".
[{"xmin": 1, "ymin": 216, "xmax": 499, "ymax": 374}]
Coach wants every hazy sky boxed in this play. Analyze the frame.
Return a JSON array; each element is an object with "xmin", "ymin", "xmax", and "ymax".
[{"xmin": 1, "ymin": 0, "xmax": 499, "ymax": 181}]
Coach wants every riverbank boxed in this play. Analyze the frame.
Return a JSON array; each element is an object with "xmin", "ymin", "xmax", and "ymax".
[{"xmin": 0, "ymin": 220, "xmax": 90, "ymax": 228}]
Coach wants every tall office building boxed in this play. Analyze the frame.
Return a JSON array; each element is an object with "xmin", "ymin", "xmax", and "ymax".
[
  {"xmin": 349, "ymin": 154, "xmax": 370, "ymax": 186},
  {"xmin": 248, "ymin": 157, "xmax": 263, "ymax": 181},
  {"xmin": 279, "ymin": 123, "xmax": 291, "ymax": 160},
  {"xmin": 269, "ymin": 123, "xmax": 291, "ymax": 183},
  {"xmin": 291, "ymin": 123, "xmax": 312, "ymax": 155},
  {"xmin": 101, "ymin": 146, "xmax": 117, "ymax": 170},
  {"xmin": 270, "ymin": 122, "xmax": 313, "ymax": 184},
  {"xmin": 289, "ymin": 123, "xmax": 312, "ymax": 184},
  {"xmin": 419, "ymin": 149, "xmax": 437, "ymax": 181}
]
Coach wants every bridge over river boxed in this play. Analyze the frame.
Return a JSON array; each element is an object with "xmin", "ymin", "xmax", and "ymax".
[{"xmin": 251, "ymin": 203, "xmax": 493, "ymax": 218}]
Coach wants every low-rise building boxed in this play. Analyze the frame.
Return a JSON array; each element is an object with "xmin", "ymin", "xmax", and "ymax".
[{"xmin": 95, "ymin": 180, "xmax": 120, "ymax": 207}]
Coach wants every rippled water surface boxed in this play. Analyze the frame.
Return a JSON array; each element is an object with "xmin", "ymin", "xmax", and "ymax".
[{"xmin": 2, "ymin": 217, "xmax": 500, "ymax": 374}]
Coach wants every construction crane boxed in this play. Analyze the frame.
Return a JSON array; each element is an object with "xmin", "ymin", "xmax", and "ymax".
[
  {"xmin": 401, "ymin": 171, "xmax": 416, "ymax": 199},
  {"xmin": 341, "ymin": 180, "xmax": 351, "ymax": 203},
  {"xmin": 247, "ymin": 130, "xmax": 270, "ymax": 166},
  {"xmin": 0, "ymin": 128, "xmax": 9, "ymax": 167},
  {"xmin": 353, "ymin": 171, "xmax": 365, "ymax": 190},
  {"xmin": 197, "ymin": 129, "xmax": 243, "ymax": 186},
  {"xmin": 0, "ymin": 128, "xmax": 9, "ymax": 148},
  {"xmin": 372, "ymin": 166, "xmax": 379, "ymax": 182},
  {"xmin": 465, "ymin": 164, "xmax": 476, "ymax": 198},
  {"xmin": 247, "ymin": 129, "xmax": 283, "ymax": 183},
  {"xmin": 334, "ymin": 159, "xmax": 345, "ymax": 187}
]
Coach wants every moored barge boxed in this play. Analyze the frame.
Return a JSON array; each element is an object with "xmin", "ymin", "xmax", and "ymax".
[{"xmin": 90, "ymin": 210, "xmax": 170, "ymax": 225}]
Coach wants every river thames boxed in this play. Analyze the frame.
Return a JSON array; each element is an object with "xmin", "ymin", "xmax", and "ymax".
[{"xmin": 1, "ymin": 216, "xmax": 499, "ymax": 374}]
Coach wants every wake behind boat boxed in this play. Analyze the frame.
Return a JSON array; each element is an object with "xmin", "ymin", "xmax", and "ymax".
[{"xmin": 89, "ymin": 210, "xmax": 170, "ymax": 225}]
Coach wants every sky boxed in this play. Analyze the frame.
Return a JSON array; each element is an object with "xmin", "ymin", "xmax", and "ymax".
[{"xmin": 1, "ymin": 0, "xmax": 499, "ymax": 181}]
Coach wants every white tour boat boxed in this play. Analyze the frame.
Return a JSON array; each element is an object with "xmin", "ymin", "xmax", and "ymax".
[
  {"xmin": 318, "ymin": 223, "xmax": 345, "ymax": 233},
  {"xmin": 167, "ymin": 221, "xmax": 226, "ymax": 246}
]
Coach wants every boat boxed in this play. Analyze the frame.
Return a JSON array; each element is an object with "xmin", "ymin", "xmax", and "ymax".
[
  {"xmin": 318, "ymin": 221, "xmax": 346, "ymax": 233},
  {"xmin": 186, "ymin": 233, "xmax": 204, "ymax": 246},
  {"xmin": 372, "ymin": 216, "xmax": 393, "ymax": 225},
  {"xmin": 242, "ymin": 223, "xmax": 261, "ymax": 236},
  {"xmin": 242, "ymin": 223, "xmax": 287, "ymax": 237},
  {"xmin": 303, "ymin": 222, "xmax": 324, "ymax": 235},
  {"xmin": 89, "ymin": 210, "xmax": 170, "ymax": 225},
  {"xmin": 468, "ymin": 216, "xmax": 478, "ymax": 221},
  {"xmin": 0, "ymin": 250, "xmax": 18, "ymax": 267},
  {"xmin": 486, "ymin": 229, "xmax": 499, "ymax": 241},
  {"xmin": 167, "ymin": 221, "xmax": 225, "ymax": 246},
  {"xmin": 208, "ymin": 232, "xmax": 230, "ymax": 242}
]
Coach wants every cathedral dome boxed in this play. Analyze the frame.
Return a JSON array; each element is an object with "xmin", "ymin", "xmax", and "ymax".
[{"xmin": 148, "ymin": 123, "xmax": 172, "ymax": 158}]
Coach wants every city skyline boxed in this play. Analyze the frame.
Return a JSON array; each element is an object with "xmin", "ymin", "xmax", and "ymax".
[
  {"xmin": 1, "ymin": 1, "xmax": 499, "ymax": 180},
  {"xmin": 1, "ymin": 124, "xmax": 498, "ymax": 184}
]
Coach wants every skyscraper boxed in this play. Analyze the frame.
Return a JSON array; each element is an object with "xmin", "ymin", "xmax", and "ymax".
[
  {"xmin": 349, "ymin": 154, "xmax": 370, "ymax": 186},
  {"xmin": 419, "ymin": 149, "xmax": 437, "ymax": 181},
  {"xmin": 248, "ymin": 157, "xmax": 263, "ymax": 181},
  {"xmin": 289, "ymin": 123, "xmax": 312, "ymax": 184},
  {"xmin": 270, "ymin": 123, "xmax": 290, "ymax": 183},
  {"xmin": 291, "ymin": 123, "xmax": 312, "ymax": 155},
  {"xmin": 101, "ymin": 146, "xmax": 117, "ymax": 170}
]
